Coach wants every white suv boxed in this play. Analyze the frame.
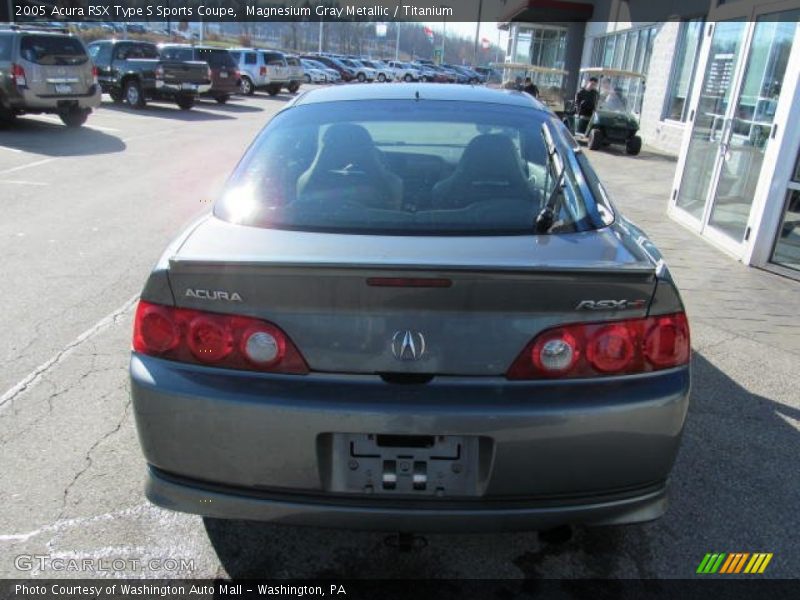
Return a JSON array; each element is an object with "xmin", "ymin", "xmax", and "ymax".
[
  {"xmin": 386, "ymin": 60, "xmax": 421, "ymax": 82},
  {"xmin": 229, "ymin": 48, "xmax": 290, "ymax": 96}
]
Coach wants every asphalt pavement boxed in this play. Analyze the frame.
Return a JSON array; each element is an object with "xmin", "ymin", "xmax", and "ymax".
[{"xmin": 0, "ymin": 90, "xmax": 797, "ymax": 580}]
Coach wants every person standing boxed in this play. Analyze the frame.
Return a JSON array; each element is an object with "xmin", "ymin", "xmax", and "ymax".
[
  {"xmin": 522, "ymin": 77, "xmax": 540, "ymax": 99},
  {"xmin": 575, "ymin": 77, "xmax": 599, "ymax": 133}
]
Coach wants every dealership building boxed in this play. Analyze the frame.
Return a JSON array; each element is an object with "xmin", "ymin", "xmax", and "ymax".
[{"xmin": 502, "ymin": 0, "xmax": 800, "ymax": 278}]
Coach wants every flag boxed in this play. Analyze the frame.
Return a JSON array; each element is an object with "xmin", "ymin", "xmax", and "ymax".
[
  {"xmin": 481, "ymin": 37, "xmax": 490, "ymax": 50},
  {"xmin": 423, "ymin": 26, "xmax": 434, "ymax": 43}
]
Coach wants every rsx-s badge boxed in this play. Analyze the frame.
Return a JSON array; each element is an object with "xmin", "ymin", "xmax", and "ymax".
[
  {"xmin": 391, "ymin": 330, "xmax": 426, "ymax": 361},
  {"xmin": 185, "ymin": 289, "xmax": 243, "ymax": 302},
  {"xmin": 576, "ymin": 299, "xmax": 648, "ymax": 311}
]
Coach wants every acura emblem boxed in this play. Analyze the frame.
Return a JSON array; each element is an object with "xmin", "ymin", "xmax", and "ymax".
[{"xmin": 391, "ymin": 330, "xmax": 426, "ymax": 361}]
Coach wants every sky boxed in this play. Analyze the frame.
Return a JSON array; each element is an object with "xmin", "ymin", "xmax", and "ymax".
[{"xmin": 425, "ymin": 21, "xmax": 508, "ymax": 48}]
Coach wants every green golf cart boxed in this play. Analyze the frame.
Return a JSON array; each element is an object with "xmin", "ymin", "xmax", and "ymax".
[{"xmin": 564, "ymin": 67, "xmax": 645, "ymax": 155}]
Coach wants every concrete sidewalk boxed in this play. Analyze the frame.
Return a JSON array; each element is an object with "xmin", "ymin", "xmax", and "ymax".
[{"xmin": 588, "ymin": 147, "xmax": 800, "ymax": 356}]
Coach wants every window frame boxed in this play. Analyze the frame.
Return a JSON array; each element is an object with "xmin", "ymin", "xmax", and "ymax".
[{"xmin": 662, "ymin": 17, "xmax": 706, "ymax": 124}]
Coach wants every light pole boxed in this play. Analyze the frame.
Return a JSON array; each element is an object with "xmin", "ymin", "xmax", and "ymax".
[{"xmin": 473, "ymin": 0, "xmax": 483, "ymax": 64}]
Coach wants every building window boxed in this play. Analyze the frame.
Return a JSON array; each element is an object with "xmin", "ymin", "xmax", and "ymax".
[
  {"xmin": 590, "ymin": 26, "xmax": 657, "ymax": 74},
  {"xmin": 510, "ymin": 25, "xmax": 567, "ymax": 69},
  {"xmin": 663, "ymin": 18, "xmax": 705, "ymax": 122}
]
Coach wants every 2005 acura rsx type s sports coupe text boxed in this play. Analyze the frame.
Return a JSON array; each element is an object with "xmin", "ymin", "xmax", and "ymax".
[{"xmin": 130, "ymin": 84, "xmax": 690, "ymax": 532}]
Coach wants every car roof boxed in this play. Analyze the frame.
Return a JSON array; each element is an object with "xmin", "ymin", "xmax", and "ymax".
[{"xmin": 293, "ymin": 83, "xmax": 547, "ymax": 111}]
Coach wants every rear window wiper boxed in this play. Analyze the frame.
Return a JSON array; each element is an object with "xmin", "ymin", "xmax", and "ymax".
[{"xmin": 535, "ymin": 124, "xmax": 566, "ymax": 234}]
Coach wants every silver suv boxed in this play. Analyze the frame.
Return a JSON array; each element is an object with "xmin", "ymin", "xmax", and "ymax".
[
  {"xmin": 228, "ymin": 48, "xmax": 290, "ymax": 96},
  {"xmin": 0, "ymin": 25, "xmax": 101, "ymax": 127}
]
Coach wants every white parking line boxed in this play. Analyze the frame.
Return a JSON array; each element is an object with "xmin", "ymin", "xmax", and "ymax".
[
  {"xmin": 36, "ymin": 115, "xmax": 121, "ymax": 133},
  {"xmin": 0, "ymin": 158, "xmax": 55, "ymax": 176},
  {"xmin": 0, "ymin": 180, "xmax": 49, "ymax": 186},
  {"xmin": 0, "ymin": 294, "xmax": 139, "ymax": 411}
]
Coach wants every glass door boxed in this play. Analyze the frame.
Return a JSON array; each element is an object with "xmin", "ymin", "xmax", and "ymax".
[
  {"xmin": 673, "ymin": 20, "xmax": 748, "ymax": 226},
  {"xmin": 671, "ymin": 3, "xmax": 800, "ymax": 257},
  {"xmin": 705, "ymin": 13, "xmax": 800, "ymax": 245}
]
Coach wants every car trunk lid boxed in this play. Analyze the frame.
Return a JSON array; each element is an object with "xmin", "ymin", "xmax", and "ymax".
[{"xmin": 166, "ymin": 218, "xmax": 659, "ymax": 376}]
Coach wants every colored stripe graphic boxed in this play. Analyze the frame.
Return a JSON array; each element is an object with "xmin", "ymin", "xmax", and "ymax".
[
  {"xmin": 698, "ymin": 553, "xmax": 727, "ymax": 574},
  {"xmin": 697, "ymin": 552, "xmax": 774, "ymax": 574}
]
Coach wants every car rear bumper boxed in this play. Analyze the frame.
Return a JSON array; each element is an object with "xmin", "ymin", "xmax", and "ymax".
[
  {"xmin": 8, "ymin": 85, "xmax": 101, "ymax": 111},
  {"xmin": 131, "ymin": 353, "xmax": 689, "ymax": 531},
  {"xmin": 147, "ymin": 466, "xmax": 668, "ymax": 532}
]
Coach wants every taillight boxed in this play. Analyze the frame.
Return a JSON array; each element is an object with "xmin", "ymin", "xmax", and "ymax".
[
  {"xmin": 259, "ymin": 66, "xmax": 267, "ymax": 76},
  {"xmin": 207, "ymin": 66, "xmax": 212, "ymax": 81},
  {"xmin": 133, "ymin": 301, "xmax": 309, "ymax": 374},
  {"xmin": 154, "ymin": 65, "xmax": 164, "ymax": 80},
  {"xmin": 506, "ymin": 313, "xmax": 689, "ymax": 380},
  {"xmin": 11, "ymin": 63, "xmax": 26, "ymax": 88},
  {"xmin": 91, "ymin": 65, "xmax": 99, "ymax": 85}
]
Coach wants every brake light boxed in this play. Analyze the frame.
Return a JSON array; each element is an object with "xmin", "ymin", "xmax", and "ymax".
[
  {"xmin": 207, "ymin": 65, "xmax": 212, "ymax": 81},
  {"xmin": 259, "ymin": 66, "xmax": 267, "ymax": 76},
  {"xmin": 91, "ymin": 65, "xmax": 98, "ymax": 85},
  {"xmin": 11, "ymin": 63, "xmax": 26, "ymax": 88},
  {"xmin": 133, "ymin": 301, "xmax": 309, "ymax": 374},
  {"xmin": 154, "ymin": 65, "xmax": 164, "ymax": 80},
  {"xmin": 506, "ymin": 313, "xmax": 689, "ymax": 380}
]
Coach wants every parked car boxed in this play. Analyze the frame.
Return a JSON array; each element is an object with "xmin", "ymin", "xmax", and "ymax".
[
  {"xmin": 411, "ymin": 61, "xmax": 449, "ymax": 83},
  {"xmin": 445, "ymin": 64, "xmax": 482, "ymax": 84},
  {"xmin": 386, "ymin": 60, "xmax": 421, "ymax": 82},
  {"xmin": 339, "ymin": 58, "xmax": 375, "ymax": 83},
  {"xmin": 0, "ymin": 25, "xmax": 101, "ymax": 127},
  {"xmin": 229, "ymin": 48, "xmax": 289, "ymax": 96},
  {"xmin": 159, "ymin": 44, "xmax": 239, "ymax": 104},
  {"xmin": 130, "ymin": 84, "xmax": 691, "ymax": 533},
  {"xmin": 88, "ymin": 40, "xmax": 211, "ymax": 110},
  {"xmin": 303, "ymin": 54, "xmax": 354, "ymax": 82},
  {"xmin": 283, "ymin": 55, "xmax": 304, "ymax": 93},
  {"xmin": 359, "ymin": 59, "xmax": 394, "ymax": 83},
  {"xmin": 300, "ymin": 58, "xmax": 338, "ymax": 83},
  {"xmin": 300, "ymin": 59, "xmax": 327, "ymax": 84}
]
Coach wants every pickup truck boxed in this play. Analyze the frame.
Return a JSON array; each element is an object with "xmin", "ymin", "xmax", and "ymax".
[{"xmin": 87, "ymin": 40, "xmax": 211, "ymax": 110}]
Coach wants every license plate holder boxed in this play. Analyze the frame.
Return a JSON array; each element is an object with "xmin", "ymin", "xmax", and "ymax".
[{"xmin": 327, "ymin": 433, "xmax": 483, "ymax": 497}]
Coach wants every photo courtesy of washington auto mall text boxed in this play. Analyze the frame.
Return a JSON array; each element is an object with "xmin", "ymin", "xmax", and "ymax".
[{"xmin": 1, "ymin": 0, "xmax": 800, "ymax": 598}]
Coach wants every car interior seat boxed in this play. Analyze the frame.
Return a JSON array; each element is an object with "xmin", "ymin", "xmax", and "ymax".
[
  {"xmin": 296, "ymin": 123, "xmax": 403, "ymax": 210},
  {"xmin": 431, "ymin": 133, "xmax": 539, "ymax": 210}
]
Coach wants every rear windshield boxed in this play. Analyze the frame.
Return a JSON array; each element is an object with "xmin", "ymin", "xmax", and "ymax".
[
  {"xmin": 286, "ymin": 57, "xmax": 300, "ymax": 66},
  {"xmin": 196, "ymin": 48, "xmax": 236, "ymax": 68},
  {"xmin": 215, "ymin": 100, "xmax": 606, "ymax": 236},
  {"xmin": 20, "ymin": 35, "xmax": 87, "ymax": 66}
]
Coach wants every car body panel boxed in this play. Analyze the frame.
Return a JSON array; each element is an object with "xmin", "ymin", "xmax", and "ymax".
[{"xmin": 131, "ymin": 85, "xmax": 691, "ymax": 531}]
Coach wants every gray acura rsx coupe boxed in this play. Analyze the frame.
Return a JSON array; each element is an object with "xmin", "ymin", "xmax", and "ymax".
[{"xmin": 130, "ymin": 84, "xmax": 690, "ymax": 532}]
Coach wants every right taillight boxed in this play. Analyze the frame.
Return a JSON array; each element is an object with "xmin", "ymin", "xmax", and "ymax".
[
  {"xmin": 506, "ymin": 313, "xmax": 689, "ymax": 380},
  {"xmin": 11, "ymin": 63, "xmax": 27, "ymax": 88},
  {"xmin": 133, "ymin": 300, "xmax": 308, "ymax": 374},
  {"xmin": 154, "ymin": 65, "xmax": 165, "ymax": 80},
  {"xmin": 259, "ymin": 66, "xmax": 267, "ymax": 76}
]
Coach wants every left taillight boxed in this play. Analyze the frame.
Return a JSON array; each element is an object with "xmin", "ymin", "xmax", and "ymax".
[
  {"xmin": 133, "ymin": 300, "xmax": 309, "ymax": 374},
  {"xmin": 91, "ymin": 65, "xmax": 99, "ymax": 85},
  {"xmin": 11, "ymin": 63, "xmax": 27, "ymax": 88},
  {"xmin": 506, "ymin": 313, "xmax": 690, "ymax": 380}
]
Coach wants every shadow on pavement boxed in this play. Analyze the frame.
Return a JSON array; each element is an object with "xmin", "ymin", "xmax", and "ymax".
[
  {"xmin": 589, "ymin": 145, "xmax": 678, "ymax": 163},
  {"xmin": 99, "ymin": 101, "xmax": 235, "ymax": 121},
  {"xmin": 197, "ymin": 99, "xmax": 265, "ymax": 113},
  {"xmin": 0, "ymin": 117, "xmax": 125, "ymax": 156},
  {"xmin": 203, "ymin": 352, "xmax": 799, "ymax": 578}
]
